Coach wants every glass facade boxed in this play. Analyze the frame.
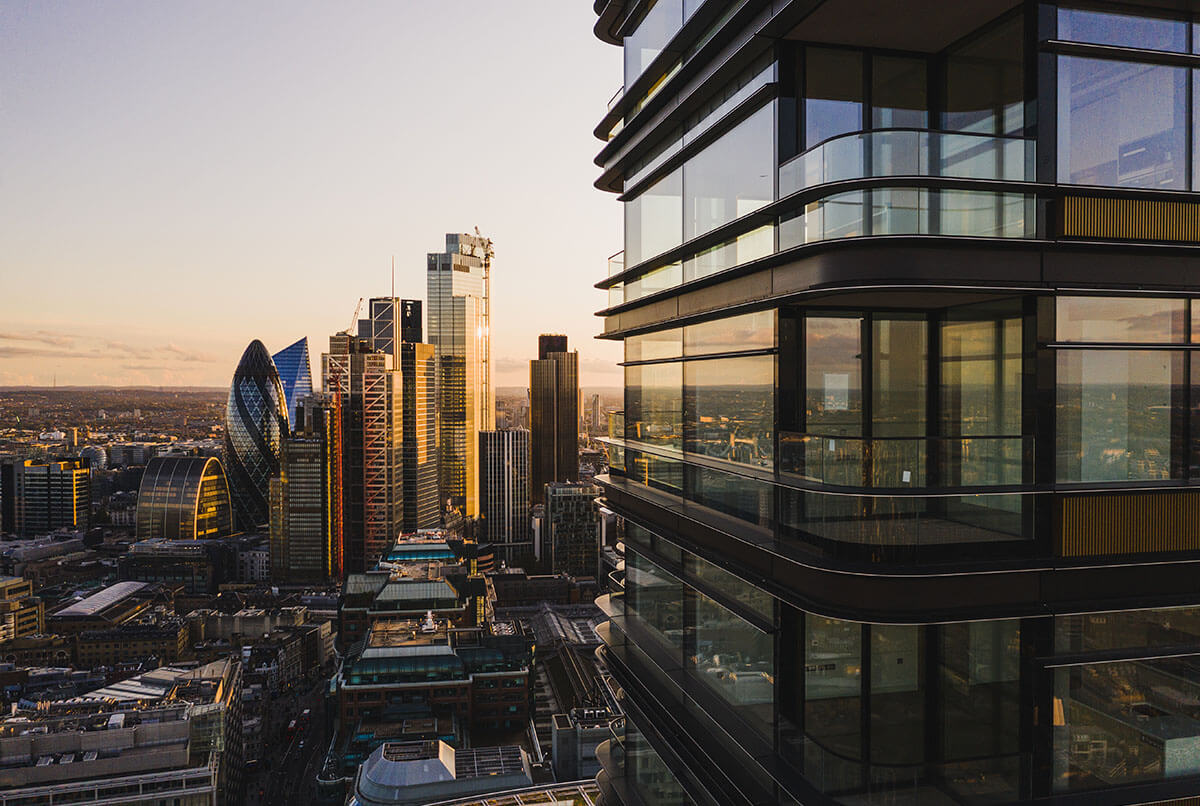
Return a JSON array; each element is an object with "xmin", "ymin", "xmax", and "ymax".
[
  {"xmin": 224, "ymin": 339, "xmax": 289, "ymax": 531},
  {"xmin": 594, "ymin": 4, "xmax": 1200, "ymax": 805},
  {"xmin": 136, "ymin": 455, "xmax": 233, "ymax": 541},
  {"xmin": 272, "ymin": 337, "xmax": 313, "ymax": 425}
]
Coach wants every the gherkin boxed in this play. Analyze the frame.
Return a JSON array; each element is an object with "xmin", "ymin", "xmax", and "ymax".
[{"xmin": 224, "ymin": 339, "xmax": 289, "ymax": 530}]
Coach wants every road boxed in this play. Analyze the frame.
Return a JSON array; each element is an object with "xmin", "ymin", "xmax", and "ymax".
[{"xmin": 256, "ymin": 677, "xmax": 331, "ymax": 806}]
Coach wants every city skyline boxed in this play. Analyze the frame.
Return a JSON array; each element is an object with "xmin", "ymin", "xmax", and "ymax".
[{"xmin": 0, "ymin": 1, "xmax": 623, "ymax": 388}]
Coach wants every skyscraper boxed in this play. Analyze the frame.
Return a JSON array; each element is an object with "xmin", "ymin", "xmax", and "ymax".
[
  {"xmin": 323, "ymin": 333, "xmax": 402, "ymax": 573},
  {"xmin": 400, "ymin": 341, "xmax": 439, "ymax": 532},
  {"xmin": 269, "ymin": 393, "xmax": 340, "ymax": 584},
  {"xmin": 272, "ymin": 337, "xmax": 313, "ymax": 424},
  {"xmin": 224, "ymin": 340, "xmax": 289, "ymax": 531},
  {"xmin": 479, "ymin": 429, "xmax": 532, "ymax": 566},
  {"xmin": 0, "ymin": 459, "xmax": 90, "ymax": 537},
  {"xmin": 590, "ymin": 3, "xmax": 1200, "ymax": 805},
  {"xmin": 136, "ymin": 456, "xmax": 233, "ymax": 541},
  {"xmin": 530, "ymin": 336, "xmax": 579, "ymax": 504},
  {"xmin": 543, "ymin": 482, "xmax": 599, "ymax": 579},
  {"xmin": 427, "ymin": 232, "xmax": 494, "ymax": 518}
]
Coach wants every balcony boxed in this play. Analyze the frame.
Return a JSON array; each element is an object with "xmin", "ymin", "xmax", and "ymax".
[{"xmin": 779, "ymin": 128, "xmax": 1035, "ymax": 199}]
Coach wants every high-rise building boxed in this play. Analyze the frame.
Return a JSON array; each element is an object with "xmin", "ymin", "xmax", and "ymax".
[
  {"xmin": 400, "ymin": 341, "xmax": 439, "ymax": 532},
  {"xmin": 359, "ymin": 297, "xmax": 426, "ymax": 363},
  {"xmin": 589, "ymin": 3, "xmax": 1200, "ymax": 805},
  {"xmin": 224, "ymin": 340, "xmax": 289, "ymax": 531},
  {"xmin": 589, "ymin": 393, "xmax": 602, "ymax": 434},
  {"xmin": 543, "ymin": 482, "xmax": 599, "ymax": 579},
  {"xmin": 270, "ymin": 393, "xmax": 341, "ymax": 584},
  {"xmin": 400, "ymin": 298, "xmax": 423, "ymax": 344},
  {"xmin": 323, "ymin": 334, "xmax": 403, "ymax": 573},
  {"xmin": 530, "ymin": 336, "xmax": 580, "ymax": 504},
  {"xmin": 479, "ymin": 429, "xmax": 532, "ymax": 565},
  {"xmin": 272, "ymin": 337, "xmax": 314, "ymax": 424},
  {"xmin": 427, "ymin": 232, "xmax": 494, "ymax": 518},
  {"xmin": 0, "ymin": 459, "xmax": 90, "ymax": 537},
  {"xmin": 136, "ymin": 455, "xmax": 233, "ymax": 541}
]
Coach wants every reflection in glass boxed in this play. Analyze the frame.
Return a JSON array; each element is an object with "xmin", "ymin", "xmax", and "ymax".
[
  {"xmin": 871, "ymin": 55, "xmax": 927, "ymax": 129},
  {"xmin": 684, "ymin": 103, "xmax": 774, "ymax": 240},
  {"xmin": 938, "ymin": 190, "xmax": 1033, "ymax": 238},
  {"xmin": 805, "ymin": 616, "xmax": 863, "ymax": 763},
  {"xmin": 684, "ymin": 356, "xmax": 774, "ymax": 468},
  {"xmin": 626, "ymin": 362, "xmax": 683, "ymax": 449},
  {"xmin": 684, "ymin": 311, "xmax": 776, "ymax": 357},
  {"xmin": 806, "ymin": 317, "xmax": 863, "ymax": 437},
  {"xmin": 871, "ymin": 625, "xmax": 924, "ymax": 765},
  {"xmin": 625, "ymin": 168, "xmax": 682, "ymax": 266},
  {"xmin": 1056, "ymin": 607, "xmax": 1200, "ymax": 654},
  {"xmin": 683, "ymin": 225, "xmax": 774, "ymax": 284},
  {"xmin": 626, "ymin": 329, "xmax": 682, "ymax": 362},
  {"xmin": 873, "ymin": 318, "xmax": 926, "ymax": 438},
  {"xmin": 690, "ymin": 590, "xmax": 775, "ymax": 737},
  {"xmin": 624, "ymin": 0, "xmax": 684, "ymax": 87},
  {"xmin": 1056, "ymin": 296, "xmax": 1186, "ymax": 343},
  {"xmin": 806, "ymin": 48, "xmax": 864, "ymax": 148},
  {"xmin": 1056, "ymin": 350, "xmax": 1183, "ymax": 482},
  {"xmin": 625, "ymin": 720, "xmax": 692, "ymax": 806},
  {"xmin": 626, "ymin": 448, "xmax": 684, "ymax": 495},
  {"xmin": 944, "ymin": 15, "xmax": 1024, "ymax": 136},
  {"xmin": 626, "ymin": 549, "xmax": 685, "ymax": 656},
  {"xmin": 1058, "ymin": 56, "xmax": 1187, "ymax": 190},
  {"xmin": 1054, "ymin": 657, "xmax": 1200, "ymax": 792},
  {"xmin": 686, "ymin": 465, "xmax": 771, "ymax": 527},
  {"xmin": 1059, "ymin": 7, "xmax": 1187, "ymax": 52},
  {"xmin": 624, "ymin": 262, "xmax": 683, "ymax": 304},
  {"xmin": 684, "ymin": 550, "xmax": 772, "ymax": 620}
]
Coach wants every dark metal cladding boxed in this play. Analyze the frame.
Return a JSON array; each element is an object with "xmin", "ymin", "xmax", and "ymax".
[{"xmin": 224, "ymin": 339, "xmax": 289, "ymax": 531}]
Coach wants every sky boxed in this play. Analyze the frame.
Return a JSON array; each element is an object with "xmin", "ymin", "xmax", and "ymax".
[{"xmin": 0, "ymin": 1, "xmax": 623, "ymax": 389}]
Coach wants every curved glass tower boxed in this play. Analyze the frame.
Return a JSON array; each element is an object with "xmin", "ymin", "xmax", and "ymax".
[
  {"xmin": 225, "ymin": 339, "xmax": 289, "ymax": 530},
  {"xmin": 273, "ymin": 337, "xmax": 313, "ymax": 423},
  {"xmin": 590, "ymin": 3, "xmax": 1200, "ymax": 805},
  {"xmin": 136, "ymin": 455, "xmax": 233, "ymax": 541}
]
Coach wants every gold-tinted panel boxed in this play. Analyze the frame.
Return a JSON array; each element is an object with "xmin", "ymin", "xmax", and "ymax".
[
  {"xmin": 1060, "ymin": 490, "xmax": 1200, "ymax": 556},
  {"xmin": 1062, "ymin": 196, "xmax": 1200, "ymax": 243}
]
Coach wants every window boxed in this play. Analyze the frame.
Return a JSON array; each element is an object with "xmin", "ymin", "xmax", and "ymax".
[
  {"xmin": 624, "ymin": 0, "xmax": 684, "ymax": 87},
  {"xmin": 1059, "ymin": 7, "xmax": 1188, "ymax": 52},
  {"xmin": 626, "ymin": 550, "xmax": 685, "ymax": 658},
  {"xmin": 805, "ymin": 49, "xmax": 864, "ymax": 148},
  {"xmin": 689, "ymin": 587, "xmax": 775, "ymax": 737},
  {"xmin": 683, "ymin": 104, "xmax": 774, "ymax": 240},
  {"xmin": 1058, "ymin": 56, "xmax": 1188, "ymax": 189},
  {"xmin": 626, "ymin": 362, "xmax": 682, "ymax": 449},
  {"xmin": 944, "ymin": 15, "xmax": 1024, "ymax": 136},
  {"xmin": 1056, "ymin": 296, "xmax": 1186, "ymax": 343},
  {"xmin": 625, "ymin": 168, "xmax": 682, "ymax": 266},
  {"xmin": 683, "ymin": 356, "xmax": 774, "ymax": 468},
  {"xmin": 871, "ymin": 55, "xmax": 927, "ymax": 129}
]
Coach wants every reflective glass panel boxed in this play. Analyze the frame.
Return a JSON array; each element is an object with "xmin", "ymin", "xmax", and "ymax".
[
  {"xmin": 686, "ymin": 464, "xmax": 771, "ymax": 527},
  {"xmin": 684, "ymin": 550, "xmax": 772, "ymax": 620},
  {"xmin": 806, "ymin": 48, "xmax": 864, "ymax": 148},
  {"xmin": 1056, "ymin": 350, "xmax": 1183, "ymax": 482},
  {"xmin": 805, "ymin": 616, "xmax": 863, "ymax": 761},
  {"xmin": 805, "ymin": 317, "xmax": 864, "ymax": 436},
  {"xmin": 944, "ymin": 15, "xmax": 1025, "ymax": 136},
  {"xmin": 624, "ymin": 0, "xmax": 684, "ymax": 87},
  {"xmin": 872, "ymin": 317, "xmax": 927, "ymax": 438},
  {"xmin": 871, "ymin": 55, "xmax": 928, "ymax": 129},
  {"xmin": 684, "ymin": 103, "xmax": 775, "ymax": 240},
  {"xmin": 684, "ymin": 356, "xmax": 774, "ymax": 468},
  {"xmin": 625, "ymin": 167, "xmax": 682, "ymax": 266},
  {"xmin": 1056, "ymin": 607, "xmax": 1200, "ymax": 653},
  {"xmin": 941, "ymin": 621, "xmax": 1021, "ymax": 764},
  {"xmin": 626, "ymin": 328, "xmax": 683, "ymax": 362},
  {"xmin": 1054, "ymin": 657, "xmax": 1200, "ymax": 792},
  {"xmin": 684, "ymin": 311, "xmax": 775, "ymax": 356},
  {"xmin": 625, "ymin": 721, "xmax": 691, "ymax": 806},
  {"xmin": 1059, "ymin": 7, "xmax": 1187, "ymax": 52},
  {"xmin": 683, "ymin": 225, "xmax": 774, "ymax": 284},
  {"xmin": 1058, "ymin": 56, "xmax": 1187, "ymax": 190},
  {"xmin": 690, "ymin": 588, "xmax": 775, "ymax": 737},
  {"xmin": 625, "ymin": 362, "xmax": 682, "ymax": 449},
  {"xmin": 870, "ymin": 625, "xmax": 924, "ymax": 765},
  {"xmin": 626, "ymin": 549, "xmax": 685, "ymax": 656},
  {"xmin": 1056, "ymin": 296, "xmax": 1186, "ymax": 343}
]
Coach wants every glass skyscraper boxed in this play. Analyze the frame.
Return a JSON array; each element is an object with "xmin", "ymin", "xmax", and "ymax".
[
  {"xmin": 591, "ymin": 2, "xmax": 1200, "ymax": 804},
  {"xmin": 136, "ymin": 455, "xmax": 233, "ymax": 541},
  {"xmin": 427, "ymin": 232, "xmax": 495, "ymax": 518},
  {"xmin": 272, "ymin": 337, "xmax": 313, "ymax": 424},
  {"xmin": 479, "ymin": 428, "xmax": 532, "ymax": 565},
  {"xmin": 530, "ymin": 335, "xmax": 580, "ymax": 504},
  {"xmin": 224, "ymin": 339, "xmax": 289, "ymax": 531}
]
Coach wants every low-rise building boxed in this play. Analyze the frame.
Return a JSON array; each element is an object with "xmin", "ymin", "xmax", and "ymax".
[
  {"xmin": 0, "ymin": 576, "xmax": 43, "ymax": 641},
  {"xmin": 550, "ymin": 707, "xmax": 609, "ymax": 783},
  {"xmin": 349, "ymin": 741, "xmax": 532, "ymax": 806},
  {"xmin": 46, "ymin": 581, "xmax": 164, "ymax": 634}
]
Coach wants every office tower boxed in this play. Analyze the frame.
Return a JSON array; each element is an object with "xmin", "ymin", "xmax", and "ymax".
[
  {"xmin": 401, "ymin": 341, "xmax": 439, "ymax": 531},
  {"xmin": 224, "ymin": 340, "xmax": 289, "ymax": 531},
  {"xmin": 590, "ymin": 394, "xmax": 602, "ymax": 434},
  {"xmin": 323, "ymin": 333, "xmax": 403, "ymax": 573},
  {"xmin": 272, "ymin": 337, "xmax": 314, "ymax": 423},
  {"xmin": 427, "ymin": 232, "xmax": 494, "ymax": 518},
  {"xmin": 359, "ymin": 297, "xmax": 426, "ymax": 362},
  {"xmin": 0, "ymin": 459, "xmax": 90, "ymax": 537},
  {"xmin": 0, "ymin": 576, "xmax": 44, "ymax": 641},
  {"xmin": 136, "ymin": 456, "xmax": 233, "ymax": 541},
  {"xmin": 401, "ymin": 299, "xmax": 423, "ymax": 344},
  {"xmin": 479, "ymin": 429, "xmax": 532, "ymax": 565},
  {"xmin": 589, "ymin": 3, "xmax": 1200, "ymax": 805},
  {"xmin": 269, "ymin": 393, "xmax": 341, "ymax": 584},
  {"xmin": 543, "ymin": 482, "xmax": 599, "ymax": 579},
  {"xmin": 530, "ymin": 337, "xmax": 580, "ymax": 504}
]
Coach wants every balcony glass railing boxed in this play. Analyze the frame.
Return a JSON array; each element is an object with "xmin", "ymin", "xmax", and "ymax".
[
  {"xmin": 779, "ymin": 129, "xmax": 1035, "ymax": 198},
  {"xmin": 780, "ymin": 433, "xmax": 1031, "ymax": 489},
  {"xmin": 607, "ymin": 250, "xmax": 625, "ymax": 278}
]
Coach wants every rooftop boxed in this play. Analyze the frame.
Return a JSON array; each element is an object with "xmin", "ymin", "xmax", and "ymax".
[{"xmin": 52, "ymin": 581, "xmax": 148, "ymax": 618}]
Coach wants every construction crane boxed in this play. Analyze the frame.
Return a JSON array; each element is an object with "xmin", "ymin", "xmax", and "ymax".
[{"xmin": 342, "ymin": 297, "xmax": 364, "ymax": 336}]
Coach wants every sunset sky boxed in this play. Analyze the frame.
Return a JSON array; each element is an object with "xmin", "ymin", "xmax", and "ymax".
[{"xmin": 1, "ymin": 1, "xmax": 623, "ymax": 389}]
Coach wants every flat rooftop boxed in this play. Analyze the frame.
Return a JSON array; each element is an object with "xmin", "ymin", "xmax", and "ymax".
[{"xmin": 52, "ymin": 581, "xmax": 148, "ymax": 618}]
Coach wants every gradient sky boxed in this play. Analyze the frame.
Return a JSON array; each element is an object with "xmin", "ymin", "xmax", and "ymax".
[{"xmin": 1, "ymin": 1, "xmax": 623, "ymax": 389}]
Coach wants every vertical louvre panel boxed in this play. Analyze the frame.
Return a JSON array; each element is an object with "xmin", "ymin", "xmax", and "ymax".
[
  {"xmin": 1060, "ymin": 491, "xmax": 1200, "ymax": 556},
  {"xmin": 1062, "ymin": 196, "xmax": 1200, "ymax": 243}
]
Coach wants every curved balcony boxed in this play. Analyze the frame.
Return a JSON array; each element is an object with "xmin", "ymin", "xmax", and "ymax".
[{"xmin": 779, "ymin": 128, "xmax": 1035, "ymax": 199}]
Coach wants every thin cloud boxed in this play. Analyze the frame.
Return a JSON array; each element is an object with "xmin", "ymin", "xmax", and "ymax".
[
  {"xmin": 0, "ymin": 346, "xmax": 92, "ymax": 359},
  {"xmin": 0, "ymin": 331, "xmax": 76, "ymax": 347},
  {"xmin": 162, "ymin": 343, "xmax": 216, "ymax": 363}
]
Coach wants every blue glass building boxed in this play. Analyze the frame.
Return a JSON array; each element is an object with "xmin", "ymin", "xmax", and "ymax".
[
  {"xmin": 225, "ymin": 340, "xmax": 289, "ymax": 530},
  {"xmin": 272, "ymin": 337, "xmax": 313, "ymax": 425}
]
